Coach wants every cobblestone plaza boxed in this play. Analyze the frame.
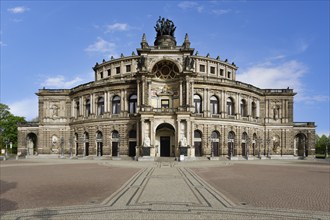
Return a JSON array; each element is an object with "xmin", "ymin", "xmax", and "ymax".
[{"xmin": 1, "ymin": 159, "xmax": 329, "ymax": 219}]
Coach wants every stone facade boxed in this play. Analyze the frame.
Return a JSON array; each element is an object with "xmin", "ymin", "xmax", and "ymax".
[{"xmin": 17, "ymin": 19, "xmax": 315, "ymax": 160}]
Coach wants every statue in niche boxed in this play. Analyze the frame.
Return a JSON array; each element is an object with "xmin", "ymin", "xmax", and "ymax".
[
  {"xmin": 180, "ymin": 136, "xmax": 187, "ymax": 147},
  {"xmin": 51, "ymin": 105, "xmax": 59, "ymax": 118},
  {"xmin": 143, "ymin": 136, "xmax": 151, "ymax": 147},
  {"xmin": 184, "ymin": 56, "xmax": 194, "ymax": 71},
  {"xmin": 137, "ymin": 56, "xmax": 146, "ymax": 71}
]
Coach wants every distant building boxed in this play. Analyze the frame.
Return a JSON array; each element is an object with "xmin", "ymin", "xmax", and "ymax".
[{"xmin": 18, "ymin": 18, "xmax": 315, "ymax": 160}]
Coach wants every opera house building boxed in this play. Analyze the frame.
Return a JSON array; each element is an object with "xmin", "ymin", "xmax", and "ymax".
[{"xmin": 18, "ymin": 18, "xmax": 316, "ymax": 160}]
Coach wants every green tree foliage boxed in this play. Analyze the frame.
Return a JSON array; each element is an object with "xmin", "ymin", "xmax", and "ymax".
[
  {"xmin": 0, "ymin": 103, "xmax": 26, "ymax": 153},
  {"xmin": 315, "ymin": 134, "xmax": 330, "ymax": 156}
]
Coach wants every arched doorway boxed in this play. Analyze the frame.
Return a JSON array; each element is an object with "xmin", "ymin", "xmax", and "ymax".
[
  {"xmin": 295, "ymin": 133, "xmax": 307, "ymax": 157},
  {"xmin": 26, "ymin": 133, "xmax": 37, "ymax": 155},
  {"xmin": 128, "ymin": 130, "xmax": 136, "ymax": 157},
  {"xmin": 112, "ymin": 131, "xmax": 120, "ymax": 157},
  {"xmin": 74, "ymin": 133, "xmax": 79, "ymax": 156},
  {"xmin": 252, "ymin": 133, "xmax": 257, "ymax": 156},
  {"xmin": 84, "ymin": 132, "xmax": 89, "ymax": 156},
  {"xmin": 194, "ymin": 130, "xmax": 203, "ymax": 157},
  {"xmin": 241, "ymin": 132, "xmax": 248, "ymax": 156},
  {"xmin": 228, "ymin": 131, "xmax": 235, "ymax": 157},
  {"xmin": 96, "ymin": 131, "xmax": 103, "ymax": 156},
  {"xmin": 156, "ymin": 123, "xmax": 175, "ymax": 157},
  {"xmin": 211, "ymin": 131, "xmax": 220, "ymax": 156}
]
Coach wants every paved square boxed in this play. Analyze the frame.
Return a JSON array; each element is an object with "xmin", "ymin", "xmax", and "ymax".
[{"xmin": 0, "ymin": 159, "xmax": 329, "ymax": 219}]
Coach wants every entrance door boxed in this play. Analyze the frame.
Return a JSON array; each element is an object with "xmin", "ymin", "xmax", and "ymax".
[
  {"xmin": 194, "ymin": 141, "xmax": 202, "ymax": 157},
  {"xmin": 129, "ymin": 141, "xmax": 136, "ymax": 157},
  {"xmin": 213, "ymin": 142, "xmax": 219, "ymax": 156},
  {"xmin": 112, "ymin": 142, "xmax": 118, "ymax": 156},
  {"xmin": 160, "ymin": 136, "xmax": 171, "ymax": 157},
  {"xmin": 85, "ymin": 143, "xmax": 89, "ymax": 156},
  {"xmin": 97, "ymin": 142, "xmax": 103, "ymax": 156}
]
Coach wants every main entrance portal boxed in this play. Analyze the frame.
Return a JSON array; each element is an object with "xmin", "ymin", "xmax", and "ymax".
[
  {"xmin": 160, "ymin": 136, "xmax": 171, "ymax": 157},
  {"xmin": 156, "ymin": 123, "xmax": 175, "ymax": 157}
]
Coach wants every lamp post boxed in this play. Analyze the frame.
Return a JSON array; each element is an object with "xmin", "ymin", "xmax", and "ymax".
[
  {"xmin": 117, "ymin": 136, "xmax": 120, "ymax": 157},
  {"xmin": 325, "ymin": 141, "xmax": 329, "ymax": 158},
  {"xmin": 60, "ymin": 137, "xmax": 64, "ymax": 158},
  {"xmin": 266, "ymin": 138, "xmax": 271, "ymax": 158},
  {"xmin": 5, "ymin": 139, "xmax": 9, "ymax": 157},
  {"xmin": 246, "ymin": 137, "xmax": 250, "ymax": 159},
  {"xmin": 256, "ymin": 137, "xmax": 262, "ymax": 159},
  {"xmin": 209, "ymin": 133, "xmax": 216, "ymax": 158},
  {"xmin": 228, "ymin": 139, "xmax": 234, "ymax": 159},
  {"xmin": 302, "ymin": 138, "xmax": 306, "ymax": 158}
]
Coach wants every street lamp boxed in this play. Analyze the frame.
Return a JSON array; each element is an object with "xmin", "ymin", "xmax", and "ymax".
[
  {"xmin": 325, "ymin": 140, "xmax": 329, "ymax": 158},
  {"xmin": 266, "ymin": 138, "xmax": 271, "ymax": 158},
  {"xmin": 256, "ymin": 137, "xmax": 262, "ymax": 159},
  {"xmin": 60, "ymin": 137, "xmax": 64, "ymax": 158},
  {"xmin": 209, "ymin": 133, "xmax": 217, "ymax": 158},
  {"xmin": 302, "ymin": 138, "xmax": 306, "ymax": 158},
  {"xmin": 5, "ymin": 139, "xmax": 9, "ymax": 157},
  {"xmin": 117, "ymin": 136, "xmax": 121, "ymax": 157},
  {"xmin": 246, "ymin": 137, "xmax": 250, "ymax": 159}
]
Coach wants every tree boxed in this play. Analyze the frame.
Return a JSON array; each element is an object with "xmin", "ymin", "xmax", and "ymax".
[
  {"xmin": 315, "ymin": 134, "xmax": 330, "ymax": 156},
  {"xmin": 0, "ymin": 103, "xmax": 26, "ymax": 154}
]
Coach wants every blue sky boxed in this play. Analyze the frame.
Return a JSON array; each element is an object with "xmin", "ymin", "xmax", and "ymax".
[{"xmin": 1, "ymin": 1, "xmax": 329, "ymax": 136}]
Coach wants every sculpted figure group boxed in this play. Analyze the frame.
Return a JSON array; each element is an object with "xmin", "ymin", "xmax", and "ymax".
[{"xmin": 154, "ymin": 16, "xmax": 176, "ymax": 37}]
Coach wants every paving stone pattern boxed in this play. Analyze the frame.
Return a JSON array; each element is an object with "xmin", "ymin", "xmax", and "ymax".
[{"xmin": 0, "ymin": 159, "xmax": 329, "ymax": 219}]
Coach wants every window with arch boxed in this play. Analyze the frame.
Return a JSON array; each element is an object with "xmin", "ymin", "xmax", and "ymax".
[
  {"xmin": 112, "ymin": 95, "xmax": 121, "ymax": 114},
  {"xmin": 194, "ymin": 94, "xmax": 202, "ymax": 113},
  {"xmin": 129, "ymin": 94, "xmax": 137, "ymax": 114},
  {"xmin": 252, "ymin": 101, "xmax": 257, "ymax": 118},
  {"xmin": 194, "ymin": 130, "xmax": 203, "ymax": 157},
  {"xmin": 85, "ymin": 99, "xmax": 91, "ymax": 116},
  {"xmin": 97, "ymin": 97, "xmax": 104, "ymax": 115},
  {"xmin": 210, "ymin": 95, "xmax": 219, "ymax": 114},
  {"xmin": 240, "ymin": 99, "xmax": 247, "ymax": 117},
  {"xmin": 152, "ymin": 60, "xmax": 179, "ymax": 79},
  {"xmin": 75, "ymin": 100, "xmax": 80, "ymax": 117},
  {"xmin": 227, "ymin": 97, "xmax": 235, "ymax": 115}
]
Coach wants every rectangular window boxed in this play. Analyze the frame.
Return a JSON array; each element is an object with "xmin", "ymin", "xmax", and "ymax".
[
  {"xmin": 126, "ymin": 65, "xmax": 131, "ymax": 72},
  {"xmin": 107, "ymin": 69, "xmax": 111, "ymax": 76},
  {"xmin": 100, "ymin": 72, "xmax": 103, "ymax": 79},
  {"xmin": 200, "ymin": 64, "xmax": 205, "ymax": 72},
  {"xmin": 220, "ymin": 69, "xmax": 224, "ymax": 76},
  {"xmin": 161, "ymin": 99, "xmax": 169, "ymax": 109},
  {"xmin": 210, "ymin": 66, "xmax": 215, "ymax": 74},
  {"xmin": 116, "ymin": 67, "xmax": 120, "ymax": 74},
  {"xmin": 228, "ymin": 71, "xmax": 231, "ymax": 78}
]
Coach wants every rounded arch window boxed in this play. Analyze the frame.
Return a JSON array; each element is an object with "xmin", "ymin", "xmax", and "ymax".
[{"xmin": 152, "ymin": 60, "xmax": 179, "ymax": 79}]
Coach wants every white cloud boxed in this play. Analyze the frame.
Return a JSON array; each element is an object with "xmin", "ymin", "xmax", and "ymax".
[
  {"xmin": 211, "ymin": 9, "xmax": 231, "ymax": 15},
  {"xmin": 0, "ymin": 41, "xmax": 7, "ymax": 47},
  {"xmin": 105, "ymin": 23, "xmax": 129, "ymax": 33},
  {"xmin": 8, "ymin": 97, "xmax": 38, "ymax": 120},
  {"xmin": 41, "ymin": 75, "xmax": 83, "ymax": 89},
  {"xmin": 85, "ymin": 37, "xmax": 118, "ymax": 58},
  {"xmin": 178, "ymin": 1, "xmax": 199, "ymax": 9},
  {"xmin": 237, "ymin": 60, "xmax": 306, "ymax": 90},
  {"xmin": 7, "ymin": 6, "xmax": 30, "ymax": 14},
  {"xmin": 237, "ymin": 60, "xmax": 329, "ymax": 105}
]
